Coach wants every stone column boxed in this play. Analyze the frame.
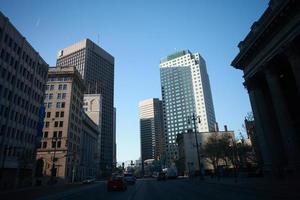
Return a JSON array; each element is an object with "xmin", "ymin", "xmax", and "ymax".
[
  {"xmin": 248, "ymin": 88, "xmax": 273, "ymax": 171},
  {"xmin": 264, "ymin": 67, "xmax": 300, "ymax": 169},
  {"xmin": 285, "ymin": 45, "xmax": 300, "ymax": 93}
]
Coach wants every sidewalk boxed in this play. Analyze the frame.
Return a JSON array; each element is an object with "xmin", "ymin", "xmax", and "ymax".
[
  {"xmin": 0, "ymin": 183, "xmax": 87, "ymax": 200},
  {"xmin": 195, "ymin": 176, "xmax": 300, "ymax": 198}
]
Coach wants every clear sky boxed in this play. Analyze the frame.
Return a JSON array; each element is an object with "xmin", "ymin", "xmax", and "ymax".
[{"xmin": 0, "ymin": 0, "xmax": 268, "ymax": 163}]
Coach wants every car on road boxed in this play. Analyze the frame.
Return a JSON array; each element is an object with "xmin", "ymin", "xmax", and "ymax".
[
  {"xmin": 107, "ymin": 175, "xmax": 127, "ymax": 191},
  {"xmin": 82, "ymin": 177, "xmax": 96, "ymax": 184},
  {"xmin": 124, "ymin": 173, "xmax": 136, "ymax": 184}
]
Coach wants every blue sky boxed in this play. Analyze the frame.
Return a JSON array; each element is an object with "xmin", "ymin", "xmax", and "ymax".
[{"xmin": 0, "ymin": 0, "xmax": 268, "ymax": 162}]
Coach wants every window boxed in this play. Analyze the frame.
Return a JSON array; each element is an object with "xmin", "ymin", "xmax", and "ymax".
[
  {"xmin": 56, "ymin": 102, "xmax": 61, "ymax": 108},
  {"xmin": 46, "ymin": 112, "xmax": 51, "ymax": 118},
  {"xmin": 57, "ymin": 93, "xmax": 61, "ymax": 99},
  {"xmin": 62, "ymin": 93, "xmax": 66, "ymax": 99},
  {"xmin": 47, "ymin": 103, "xmax": 52, "ymax": 108},
  {"xmin": 59, "ymin": 121, "xmax": 63, "ymax": 127},
  {"xmin": 42, "ymin": 142, "xmax": 47, "ymax": 148},
  {"xmin": 54, "ymin": 121, "xmax": 58, "ymax": 127},
  {"xmin": 49, "ymin": 93, "xmax": 53, "ymax": 99},
  {"xmin": 52, "ymin": 141, "xmax": 56, "ymax": 148},
  {"xmin": 61, "ymin": 102, "xmax": 65, "ymax": 108},
  {"xmin": 50, "ymin": 85, "xmax": 54, "ymax": 90},
  {"xmin": 55, "ymin": 112, "xmax": 59, "ymax": 117},
  {"xmin": 57, "ymin": 141, "xmax": 61, "ymax": 148},
  {"xmin": 58, "ymin": 84, "xmax": 63, "ymax": 90},
  {"xmin": 45, "ymin": 122, "xmax": 49, "ymax": 128},
  {"xmin": 44, "ymin": 131, "xmax": 48, "ymax": 138},
  {"xmin": 60, "ymin": 112, "xmax": 64, "ymax": 117},
  {"xmin": 58, "ymin": 131, "xmax": 62, "ymax": 138},
  {"xmin": 63, "ymin": 84, "xmax": 67, "ymax": 90},
  {"xmin": 53, "ymin": 131, "xmax": 57, "ymax": 138}
]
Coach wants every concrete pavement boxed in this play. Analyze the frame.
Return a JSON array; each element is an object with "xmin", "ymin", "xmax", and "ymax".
[{"xmin": 33, "ymin": 178, "xmax": 300, "ymax": 200}]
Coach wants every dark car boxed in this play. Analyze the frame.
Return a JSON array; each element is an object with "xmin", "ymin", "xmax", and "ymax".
[
  {"xmin": 157, "ymin": 172, "xmax": 166, "ymax": 181},
  {"xmin": 107, "ymin": 175, "xmax": 127, "ymax": 191},
  {"xmin": 124, "ymin": 173, "xmax": 136, "ymax": 184}
]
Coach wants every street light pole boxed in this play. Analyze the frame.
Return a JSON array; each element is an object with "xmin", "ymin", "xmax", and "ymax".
[
  {"xmin": 189, "ymin": 113, "xmax": 204, "ymax": 180},
  {"xmin": 51, "ymin": 137, "xmax": 58, "ymax": 183}
]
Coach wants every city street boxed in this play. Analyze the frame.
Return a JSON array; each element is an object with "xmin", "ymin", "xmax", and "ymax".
[{"xmin": 36, "ymin": 178, "xmax": 298, "ymax": 200}]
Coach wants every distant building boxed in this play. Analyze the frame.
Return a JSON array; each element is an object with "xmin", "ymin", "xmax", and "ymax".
[
  {"xmin": 244, "ymin": 119, "xmax": 263, "ymax": 167},
  {"xmin": 81, "ymin": 111, "xmax": 100, "ymax": 179},
  {"xmin": 0, "ymin": 11, "xmax": 48, "ymax": 189},
  {"xmin": 160, "ymin": 50, "xmax": 216, "ymax": 163},
  {"xmin": 231, "ymin": 0, "xmax": 300, "ymax": 176},
  {"xmin": 83, "ymin": 94, "xmax": 102, "ymax": 175},
  {"xmin": 83, "ymin": 94, "xmax": 102, "ymax": 127},
  {"xmin": 36, "ymin": 66, "xmax": 85, "ymax": 183},
  {"xmin": 177, "ymin": 126, "xmax": 234, "ymax": 175},
  {"xmin": 57, "ymin": 39, "xmax": 115, "ymax": 174},
  {"xmin": 139, "ymin": 98, "xmax": 165, "ymax": 170}
]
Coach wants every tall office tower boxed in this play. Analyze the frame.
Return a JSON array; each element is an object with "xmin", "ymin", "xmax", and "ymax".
[
  {"xmin": 37, "ymin": 66, "xmax": 87, "ymax": 182},
  {"xmin": 112, "ymin": 107, "xmax": 116, "ymax": 168},
  {"xmin": 56, "ymin": 39, "xmax": 114, "ymax": 173},
  {"xmin": 139, "ymin": 99, "xmax": 165, "ymax": 168},
  {"xmin": 0, "ymin": 12, "xmax": 48, "ymax": 189},
  {"xmin": 160, "ymin": 50, "xmax": 216, "ymax": 162}
]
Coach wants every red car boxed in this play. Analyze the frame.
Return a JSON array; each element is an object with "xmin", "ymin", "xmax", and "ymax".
[{"xmin": 107, "ymin": 175, "xmax": 127, "ymax": 191}]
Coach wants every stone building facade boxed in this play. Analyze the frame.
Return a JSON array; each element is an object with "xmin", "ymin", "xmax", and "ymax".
[
  {"xmin": 56, "ymin": 39, "xmax": 114, "ymax": 174},
  {"xmin": 36, "ymin": 66, "xmax": 85, "ymax": 183},
  {"xmin": 231, "ymin": 0, "xmax": 300, "ymax": 176}
]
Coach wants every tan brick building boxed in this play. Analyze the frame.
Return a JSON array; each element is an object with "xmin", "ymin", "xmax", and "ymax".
[{"xmin": 36, "ymin": 66, "xmax": 85, "ymax": 183}]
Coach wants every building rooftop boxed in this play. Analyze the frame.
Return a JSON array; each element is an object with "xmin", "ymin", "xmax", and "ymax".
[{"xmin": 160, "ymin": 50, "xmax": 191, "ymax": 63}]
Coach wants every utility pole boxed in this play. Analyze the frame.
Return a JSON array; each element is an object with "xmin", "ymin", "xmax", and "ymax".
[{"xmin": 189, "ymin": 113, "xmax": 204, "ymax": 180}]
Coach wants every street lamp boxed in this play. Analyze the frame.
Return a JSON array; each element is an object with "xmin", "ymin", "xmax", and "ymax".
[{"xmin": 188, "ymin": 113, "xmax": 204, "ymax": 180}]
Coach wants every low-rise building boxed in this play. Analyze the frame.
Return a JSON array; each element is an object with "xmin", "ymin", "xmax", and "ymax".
[
  {"xmin": 83, "ymin": 94, "xmax": 102, "ymax": 176},
  {"xmin": 177, "ymin": 126, "xmax": 234, "ymax": 175},
  {"xmin": 80, "ymin": 111, "xmax": 100, "ymax": 180}
]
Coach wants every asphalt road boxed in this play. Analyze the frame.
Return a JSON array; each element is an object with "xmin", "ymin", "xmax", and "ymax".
[{"xmin": 37, "ymin": 178, "xmax": 298, "ymax": 200}]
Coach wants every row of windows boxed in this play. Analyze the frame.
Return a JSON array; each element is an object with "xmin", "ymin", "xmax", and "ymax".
[
  {"xmin": 46, "ymin": 111, "xmax": 64, "ymax": 118},
  {"xmin": 43, "ymin": 130, "xmax": 63, "ymax": 138},
  {"xmin": 46, "ymin": 84, "xmax": 68, "ymax": 91},
  {"xmin": 45, "ymin": 93, "xmax": 66, "ymax": 100},
  {"xmin": 3, "ymin": 32, "xmax": 47, "ymax": 78},
  {"xmin": 44, "ymin": 121, "xmax": 64, "ymax": 128},
  {"xmin": 41, "ymin": 140, "xmax": 62, "ymax": 149},
  {"xmin": 0, "ymin": 124, "xmax": 36, "ymax": 144},
  {"xmin": 1, "ymin": 145, "xmax": 34, "ymax": 160},
  {"xmin": 0, "ymin": 67, "xmax": 43, "ymax": 103},
  {"xmin": 48, "ymin": 77, "xmax": 71, "ymax": 82},
  {"xmin": 44, "ymin": 102, "xmax": 65, "ymax": 109},
  {"xmin": 0, "ymin": 47, "xmax": 47, "ymax": 80},
  {"xmin": 0, "ymin": 106, "xmax": 38, "ymax": 129}
]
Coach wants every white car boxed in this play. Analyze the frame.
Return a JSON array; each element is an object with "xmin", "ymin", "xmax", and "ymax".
[{"xmin": 123, "ymin": 173, "xmax": 136, "ymax": 184}]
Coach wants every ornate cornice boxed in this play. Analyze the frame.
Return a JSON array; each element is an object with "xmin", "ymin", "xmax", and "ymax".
[{"xmin": 231, "ymin": 0, "xmax": 298, "ymax": 69}]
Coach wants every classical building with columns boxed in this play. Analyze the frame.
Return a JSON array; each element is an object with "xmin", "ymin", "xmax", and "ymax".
[{"xmin": 231, "ymin": 0, "xmax": 300, "ymax": 176}]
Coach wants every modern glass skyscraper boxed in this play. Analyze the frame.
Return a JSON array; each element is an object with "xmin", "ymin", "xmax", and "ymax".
[
  {"xmin": 160, "ymin": 50, "xmax": 216, "ymax": 162},
  {"xmin": 56, "ymin": 39, "xmax": 114, "ymax": 173}
]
